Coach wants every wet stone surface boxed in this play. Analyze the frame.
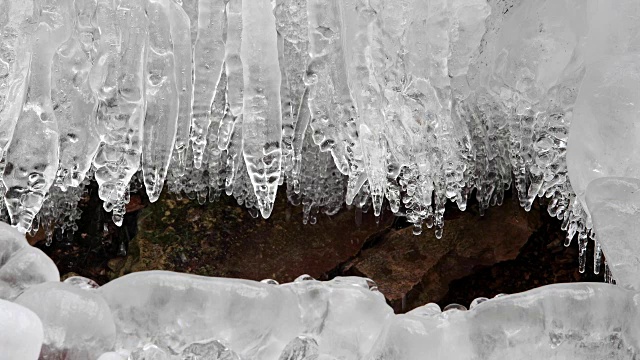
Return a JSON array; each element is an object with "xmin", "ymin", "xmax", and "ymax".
[{"xmin": 33, "ymin": 182, "xmax": 603, "ymax": 313}]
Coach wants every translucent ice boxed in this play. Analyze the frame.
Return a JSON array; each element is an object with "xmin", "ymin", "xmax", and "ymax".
[
  {"xmin": 191, "ymin": 0, "xmax": 226, "ymax": 169},
  {"xmin": 142, "ymin": 0, "xmax": 180, "ymax": 202},
  {"xmin": 98, "ymin": 271, "xmax": 391, "ymax": 359},
  {"xmin": 277, "ymin": 335, "xmax": 319, "ymax": 360},
  {"xmin": 0, "ymin": 298, "xmax": 44, "ymax": 360},
  {"xmin": 168, "ymin": 0, "xmax": 194, "ymax": 177},
  {"xmin": 1, "ymin": 0, "xmax": 639, "ymax": 278},
  {"xmin": 0, "ymin": 222, "xmax": 59, "ymax": 301},
  {"xmin": 181, "ymin": 339, "xmax": 242, "ymax": 360},
  {"xmin": 224, "ymin": 0, "xmax": 243, "ymax": 120},
  {"xmin": 129, "ymin": 344, "xmax": 170, "ymax": 360},
  {"xmin": 98, "ymin": 271, "xmax": 304, "ymax": 357},
  {"xmin": 565, "ymin": 2, "xmax": 640, "ymax": 263},
  {"xmin": 586, "ymin": 177, "xmax": 640, "ymax": 291},
  {"xmin": 3, "ymin": 0, "xmax": 74, "ymax": 232},
  {"xmin": 0, "ymin": 0, "xmax": 35, "ymax": 171},
  {"xmin": 0, "ymin": 0, "xmax": 569, "ymax": 240},
  {"xmin": 51, "ymin": 0, "xmax": 101, "ymax": 191},
  {"xmin": 241, "ymin": 0, "xmax": 283, "ymax": 219},
  {"xmin": 305, "ymin": 0, "xmax": 355, "ymax": 177},
  {"xmin": 567, "ymin": 55, "xmax": 640, "ymax": 215},
  {"xmin": 15, "ymin": 281, "xmax": 117, "ymax": 360},
  {"xmin": 91, "ymin": 0, "xmax": 148, "ymax": 226},
  {"xmin": 367, "ymin": 283, "xmax": 640, "ymax": 359},
  {"xmin": 63, "ymin": 275, "xmax": 100, "ymax": 290},
  {"xmin": 97, "ymin": 352, "xmax": 128, "ymax": 360}
]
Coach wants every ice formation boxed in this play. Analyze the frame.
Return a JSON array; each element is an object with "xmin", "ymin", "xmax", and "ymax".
[
  {"xmin": 15, "ymin": 281, "xmax": 117, "ymax": 359},
  {"xmin": 586, "ymin": 178, "xmax": 640, "ymax": 291},
  {"xmin": 0, "ymin": 222, "xmax": 59, "ymax": 301},
  {"xmin": 2, "ymin": 0, "xmax": 640, "ymax": 357},
  {"xmin": 0, "ymin": 299, "xmax": 44, "ymax": 360},
  {"xmin": 0, "ymin": 0, "xmax": 626, "ymax": 272}
]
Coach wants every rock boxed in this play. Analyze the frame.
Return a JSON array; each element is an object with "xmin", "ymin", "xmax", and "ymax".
[
  {"xmin": 342, "ymin": 196, "xmax": 542, "ymax": 312},
  {"xmin": 114, "ymin": 188, "xmax": 393, "ymax": 282},
  {"xmin": 125, "ymin": 194, "xmax": 147, "ymax": 213}
]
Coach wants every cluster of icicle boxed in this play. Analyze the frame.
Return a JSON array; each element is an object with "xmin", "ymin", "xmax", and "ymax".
[{"xmin": 0, "ymin": 0, "xmax": 601, "ymax": 270}]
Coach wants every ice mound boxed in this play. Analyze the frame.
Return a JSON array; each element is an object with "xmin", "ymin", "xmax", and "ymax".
[
  {"xmin": 567, "ymin": 55, "xmax": 640, "ymax": 217},
  {"xmin": 99, "ymin": 271, "xmax": 392, "ymax": 359},
  {"xmin": 94, "ymin": 272, "xmax": 640, "ymax": 359},
  {"xmin": 15, "ymin": 281, "xmax": 116, "ymax": 360},
  {"xmin": 0, "ymin": 222, "xmax": 59, "ymax": 300},
  {"xmin": 587, "ymin": 177, "xmax": 640, "ymax": 291},
  {"xmin": 367, "ymin": 283, "xmax": 640, "ymax": 359},
  {"xmin": 97, "ymin": 353, "xmax": 127, "ymax": 360},
  {"xmin": 0, "ymin": 298, "xmax": 44, "ymax": 360}
]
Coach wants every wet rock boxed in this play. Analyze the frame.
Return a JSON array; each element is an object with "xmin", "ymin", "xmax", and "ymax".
[
  {"xmin": 112, "ymin": 189, "xmax": 394, "ymax": 282},
  {"xmin": 341, "ymin": 196, "xmax": 542, "ymax": 312}
]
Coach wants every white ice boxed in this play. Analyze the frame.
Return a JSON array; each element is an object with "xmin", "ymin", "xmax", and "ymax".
[
  {"xmin": 98, "ymin": 271, "xmax": 391, "ymax": 359},
  {"xmin": 0, "ymin": 222, "xmax": 59, "ymax": 301},
  {"xmin": 587, "ymin": 177, "xmax": 640, "ymax": 291},
  {"xmin": 0, "ymin": 298, "xmax": 44, "ymax": 360},
  {"xmin": 15, "ymin": 281, "xmax": 116, "ymax": 360},
  {"xmin": 0, "ymin": 0, "xmax": 639, "ymax": 358}
]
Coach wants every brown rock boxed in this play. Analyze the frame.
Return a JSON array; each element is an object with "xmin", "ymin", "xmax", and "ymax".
[
  {"xmin": 115, "ymin": 188, "xmax": 394, "ymax": 283},
  {"xmin": 125, "ymin": 195, "xmax": 146, "ymax": 213},
  {"xmin": 26, "ymin": 227, "xmax": 46, "ymax": 246},
  {"xmin": 342, "ymin": 196, "xmax": 542, "ymax": 312}
]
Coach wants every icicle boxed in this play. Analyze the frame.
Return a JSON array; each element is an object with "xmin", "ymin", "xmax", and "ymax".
[
  {"xmin": 306, "ymin": 0, "xmax": 355, "ymax": 179},
  {"xmin": 0, "ymin": 1, "xmax": 34, "ymax": 172},
  {"xmin": 593, "ymin": 235, "xmax": 602, "ymax": 275},
  {"xmin": 240, "ymin": 0, "xmax": 283, "ymax": 218},
  {"xmin": 223, "ymin": 0, "xmax": 243, "ymax": 118},
  {"xmin": 142, "ymin": 0, "xmax": 180, "ymax": 203},
  {"xmin": 577, "ymin": 230, "xmax": 588, "ymax": 274},
  {"xmin": 91, "ymin": 0, "xmax": 148, "ymax": 226},
  {"xmin": 191, "ymin": 0, "xmax": 227, "ymax": 169},
  {"xmin": 52, "ymin": 0, "xmax": 101, "ymax": 192},
  {"xmin": 168, "ymin": 0, "xmax": 194, "ymax": 176},
  {"xmin": 3, "ymin": 0, "xmax": 74, "ymax": 232}
]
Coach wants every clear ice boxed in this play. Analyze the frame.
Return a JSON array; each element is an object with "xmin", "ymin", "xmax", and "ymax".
[
  {"xmin": 1, "ymin": 0, "xmax": 640, "ymax": 358},
  {"xmin": 0, "ymin": 222, "xmax": 59, "ymax": 301},
  {"xmin": 0, "ymin": 0, "xmax": 609, "ymax": 252},
  {"xmin": 15, "ymin": 281, "xmax": 117, "ymax": 359}
]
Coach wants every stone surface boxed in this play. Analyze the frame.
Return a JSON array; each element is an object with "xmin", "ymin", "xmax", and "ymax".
[
  {"xmin": 340, "ymin": 195, "xmax": 542, "ymax": 312},
  {"xmin": 36, "ymin": 181, "xmax": 603, "ymax": 312},
  {"xmin": 109, "ymin": 188, "xmax": 393, "ymax": 282}
]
